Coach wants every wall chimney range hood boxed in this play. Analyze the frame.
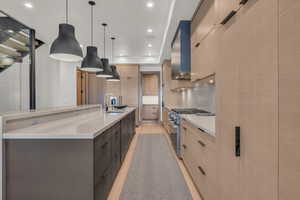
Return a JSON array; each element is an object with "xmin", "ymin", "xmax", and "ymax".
[{"xmin": 171, "ymin": 20, "xmax": 191, "ymax": 80}]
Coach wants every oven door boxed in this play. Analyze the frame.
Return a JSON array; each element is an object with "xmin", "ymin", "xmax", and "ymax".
[{"xmin": 169, "ymin": 121, "xmax": 179, "ymax": 155}]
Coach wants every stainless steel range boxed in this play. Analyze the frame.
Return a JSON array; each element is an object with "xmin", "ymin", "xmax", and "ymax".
[{"xmin": 168, "ymin": 108, "xmax": 212, "ymax": 157}]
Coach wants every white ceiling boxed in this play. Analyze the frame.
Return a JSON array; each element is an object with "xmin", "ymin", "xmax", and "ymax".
[{"xmin": 1, "ymin": 0, "xmax": 200, "ymax": 64}]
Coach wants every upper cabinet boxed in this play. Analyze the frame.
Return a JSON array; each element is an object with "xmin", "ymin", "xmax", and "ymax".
[
  {"xmin": 191, "ymin": 0, "xmax": 220, "ymax": 81},
  {"xmin": 191, "ymin": 0, "xmax": 219, "ymax": 45},
  {"xmin": 216, "ymin": 0, "xmax": 240, "ymax": 22}
]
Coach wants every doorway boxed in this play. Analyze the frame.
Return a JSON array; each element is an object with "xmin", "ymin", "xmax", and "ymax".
[{"xmin": 141, "ymin": 72, "xmax": 160, "ymax": 122}]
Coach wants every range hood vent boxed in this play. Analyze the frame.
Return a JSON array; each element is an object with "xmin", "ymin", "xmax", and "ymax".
[{"xmin": 171, "ymin": 20, "xmax": 191, "ymax": 80}]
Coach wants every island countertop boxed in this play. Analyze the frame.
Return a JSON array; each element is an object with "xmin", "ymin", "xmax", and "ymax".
[{"xmin": 2, "ymin": 106, "xmax": 136, "ymax": 139}]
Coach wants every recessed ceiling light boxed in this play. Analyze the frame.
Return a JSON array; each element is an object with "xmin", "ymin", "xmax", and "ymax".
[
  {"xmin": 148, "ymin": 44, "xmax": 152, "ymax": 48},
  {"xmin": 147, "ymin": 28, "xmax": 153, "ymax": 33},
  {"xmin": 146, "ymin": 1, "xmax": 154, "ymax": 8},
  {"xmin": 24, "ymin": 2, "xmax": 33, "ymax": 8},
  {"xmin": 7, "ymin": 30, "xmax": 14, "ymax": 33}
]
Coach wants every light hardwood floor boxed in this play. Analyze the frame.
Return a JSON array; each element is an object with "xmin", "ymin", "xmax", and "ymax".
[{"xmin": 108, "ymin": 122, "xmax": 202, "ymax": 200}]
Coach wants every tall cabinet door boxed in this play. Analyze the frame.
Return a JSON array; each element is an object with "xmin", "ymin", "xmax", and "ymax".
[
  {"xmin": 237, "ymin": 1, "xmax": 278, "ymax": 200},
  {"xmin": 216, "ymin": 18, "xmax": 241, "ymax": 200},
  {"xmin": 278, "ymin": 1, "xmax": 300, "ymax": 200}
]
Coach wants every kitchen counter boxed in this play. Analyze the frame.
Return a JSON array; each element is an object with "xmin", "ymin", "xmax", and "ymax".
[
  {"xmin": 3, "ymin": 105, "xmax": 137, "ymax": 200},
  {"xmin": 181, "ymin": 114, "xmax": 215, "ymax": 137},
  {"xmin": 2, "ymin": 106, "xmax": 136, "ymax": 139}
]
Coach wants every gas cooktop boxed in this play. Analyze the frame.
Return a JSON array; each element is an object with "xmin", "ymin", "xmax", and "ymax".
[{"xmin": 171, "ymin": 108, "xmax": 210, "ymax": 114}]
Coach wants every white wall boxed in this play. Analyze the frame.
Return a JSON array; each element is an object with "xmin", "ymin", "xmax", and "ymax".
[{"xmin": 0, "ymin": 44, "xmax": 79, "ymax": 113}]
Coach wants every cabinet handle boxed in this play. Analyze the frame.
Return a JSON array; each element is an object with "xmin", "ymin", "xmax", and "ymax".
[
  {"xmin": 235, "ymin": 126, "xmax": 241, "ymax": 157},
  {"xmin": 198, "ymin": 127, "xmax": 205, "ymax": 132},
  {"xmin": 183, "ymin": 127, "xmax": 187, "ymax": 131},
  {"xmin": 195, "ymin": 42, "xmax": 200, "ymax": 48},
  {"xmin": 182, "ymin": 144, "xmax": 187, "ymax": 149},
  {"xmin": 221, "ymin": 10, "xmax": 237, "ymax": 25},
  {"xmin": 198, "ymin": 166, "xmax": 206, "ymax": 176},
  {"xmin": 198, "ymin": 140, "xmax": 206, "ymax": 147},
  {"xmin": 101, "ymin": 142, "xmax": 108, "ymax": 149},
  {"xmin": 240, "ymin": 0, "xmax": 248, "ymax": 5}
]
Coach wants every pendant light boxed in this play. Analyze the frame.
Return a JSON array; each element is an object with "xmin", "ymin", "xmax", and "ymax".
[
  {"xmin": 107, "ymin": 37, "xmax": 120, "ymax": 81},
  {"xmin": 96, "ymin": 23, "xmax": 113, "ymax": 78},
  {"xmin": 81, "ymin": 1, "xmax": 103, "ymax": 72},
  {"xmin": 50, "ymin": 0, "xmax": 83, "ymax": 62}
]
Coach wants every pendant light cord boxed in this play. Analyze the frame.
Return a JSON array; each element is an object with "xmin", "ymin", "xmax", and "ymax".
[
  {"xmin": 111, "ymin": 37, "xmax": 115, "ymax": 62},
  {"xmin": 103, "ymin": 25, "xmax": 106, "ymax": 58},
  {"xmin": 66, "ymin": 0, "xmax": 69, "ymax": 24},
  {"xmin": 91, "ymin": 4, "xmax": 94, "ymax": 46}
]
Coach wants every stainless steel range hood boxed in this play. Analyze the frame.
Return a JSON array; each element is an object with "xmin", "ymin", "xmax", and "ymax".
[{"xmin": 171, "ymin": 20, "xmax": 191, "ymax": 80}]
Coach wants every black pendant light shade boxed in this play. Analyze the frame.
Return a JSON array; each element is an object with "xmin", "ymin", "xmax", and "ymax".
[
  {"xmin": 81, "ymin": 46, "xmax": 103, "ymax": 72},
  {"xmin": 96, "ymin": 58, "xmax": 113, "ymax": 77},
  {"xmin": 107, "ymin": 37, "xmax": 120, "ymax": 81},
  {"xmin": 50, "ymin": 0, "xmax": 83, "ymax": 62},
  {"xmin": 81, "ymin": 1, "xmax": 103, "ymax": 72},
  {"xmin": 96, "ymin": 23, "xmax": 113, "ymax": 77},
  {"xmin": 107, "ymin": 65, "xmax": 120, "ymax": 81}
]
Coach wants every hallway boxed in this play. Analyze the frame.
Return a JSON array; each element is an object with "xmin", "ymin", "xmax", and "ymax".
[{"xmin": 108, "ymin": 122, "xmax": 201, "ymax": 200}]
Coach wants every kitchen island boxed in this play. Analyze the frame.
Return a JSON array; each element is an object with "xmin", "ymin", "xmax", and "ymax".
[{"xmin": 1, "ymin": 105, "xmax": 136, "ymax": 200}]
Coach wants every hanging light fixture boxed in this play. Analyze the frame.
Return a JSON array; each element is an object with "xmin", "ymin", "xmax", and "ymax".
[
  {"xmin": 107, "ymin": 37, "xmax": 120, "ymax": 81},
  {"xmin": 81, "ymin": 1, "xmax": 103, "ymax": 72},
  {"xmin": 96, "ymin": 23, "xmax": 113, "ymax": 78},
  {"xmin": 50, "ymin": 0, "xmax": 83, "ymax": 62}
]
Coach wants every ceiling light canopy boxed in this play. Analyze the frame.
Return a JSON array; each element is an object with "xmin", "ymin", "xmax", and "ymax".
[
  {"xmin": 148, "ymin": 43, "xmax": 153, "ymax": 47},
  {"xmin": 24, "ymin": 2, "xmax": 33, "ymax": 8},
  {"xmin": 147, "ymin": 28, "xmax": 153, "ymax": 33},
  {"xmin": 146, "ymin": 1, "xmax": 154, "ymax": 8},
  {"xmin": 50, "ymin": 0, "xmax": 83, "ymax": 62},
  {"xmin": 81, "ymin": 1, "xmax": 103, "ymax": 72},
  {"xmin": 97, "ymin": 23, "xmax": 113, "ymax": 78}
]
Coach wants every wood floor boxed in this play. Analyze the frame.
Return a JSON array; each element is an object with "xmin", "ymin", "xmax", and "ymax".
[{"xmin": 108, "ymin": 121, "xmax": 202, "ymax": 200}]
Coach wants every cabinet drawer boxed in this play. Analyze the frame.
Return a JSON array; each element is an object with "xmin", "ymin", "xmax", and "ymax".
[{"xmin": 94, "ymin": 168, "xmax": 113, "ymax": 200}]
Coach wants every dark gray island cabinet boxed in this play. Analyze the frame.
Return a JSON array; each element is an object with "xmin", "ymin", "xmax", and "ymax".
[{"xmin": 1, "ymin": 105, "xmax": 136, "ymax": 200}]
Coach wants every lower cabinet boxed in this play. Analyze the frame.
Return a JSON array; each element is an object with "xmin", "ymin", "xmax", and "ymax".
[
  {"xmin": 181, "ymin": 119, "xmax": 216, "ymax": 200},
  {"xmin": 4, "ymin": 110, "xmax": 136, "ymax": 200},
  {"xmin": 94, "ymin": 111, "xmax": 136, "ymax": 200}
]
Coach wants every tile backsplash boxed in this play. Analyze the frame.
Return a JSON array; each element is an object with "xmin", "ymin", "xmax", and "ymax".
[{"xmin": 173, "ymin": 82, "xmax": 215, "ymax": 113}]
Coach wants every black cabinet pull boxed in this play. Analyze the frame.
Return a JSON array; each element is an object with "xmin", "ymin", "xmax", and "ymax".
[
  {"xmin": 221, "ymin": 10, "xmax": 237, "ymax": 25},
  {"xmin": 182, "ymin": 144, "xmax": 187, "ymax": 149},
  {"xmin": 198, "ymin": 127, "xmax": 205, "ymax": 132},
  {"xmin": 198, "ymin": 166, "xmax": 206, "ymax": 176},
  {"xmin": 198, "ymin": 140, "xmax": 206, "ymax": 147},
  {"xmin": 101, "ymin": 142, "xmax": 108, "ymax": 149},
  {"xmin": 235, "ymin": 126, "xmax": 241, "ymax": 157},
  {"xmin": 240, "ymin": 0, "xmax": 248, "ymax": 5},
  {"xmin": 195, "ymin": 42, "xmax": 200, "ymax": 48}
]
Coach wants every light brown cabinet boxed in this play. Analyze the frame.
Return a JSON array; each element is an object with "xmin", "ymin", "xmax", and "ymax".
[
  {"xmin": 278, "ymin": 2, "xmax": 300, "ymax": 200},
  {"xmin": 216, "ymin": 0, "xmax": 278, "ymax": 199},
  {"xmin": 191, "ymin": 28, "xmax": 219, "ymax": 81},
  {"xmin": 181, "ymin": 119, "xmax": 216, "ymax": 200},
  {"xmin": 216, "ymin": 0, "xmax": 239, "ymax": 22},
  {"xmin": 191, "ymin": 0, "xmax": 219, "ymax": 45}
]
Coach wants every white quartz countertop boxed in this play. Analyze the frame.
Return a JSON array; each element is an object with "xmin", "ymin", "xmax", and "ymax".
[
  {"xmin": 181, "ymin": 114, "xmax": 216, "ymax": 137},
  {"xmin": 3, "ymin": 107, "xmax": 136, "ymax": 139}
]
